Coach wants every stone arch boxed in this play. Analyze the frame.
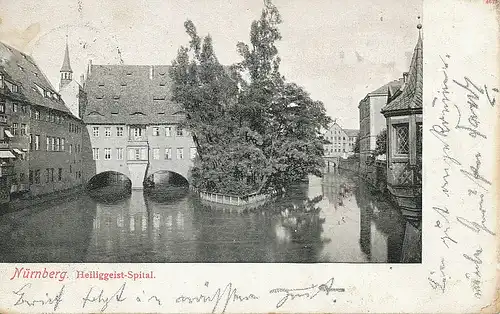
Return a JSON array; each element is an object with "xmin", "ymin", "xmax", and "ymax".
[
  {"xmin": 144, "ymin": 170, "xmax": 189, "ymax": 188},
  {"xmin": 87, "ymin": 171, "xmax": 132, "ymax": 190}
]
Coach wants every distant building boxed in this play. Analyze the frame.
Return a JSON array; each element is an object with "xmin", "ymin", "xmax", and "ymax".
[
  {"xmin": 358, "ymin": 79, "xmax": 404, "ymax": 174},
  {"xmin": 59, "ymin": 42, "xmax": 87, "ymax": 119},
  {"xmin": 381, "ymin": 25, "xmax": 423, "ymax": 222},
  {"xmin": 83, "ymin": 63, "xmax": 195, "ymax": 189},
  {"xmin": 0, "ymin": 41, "xmax": 87, "ymax": 204},
  {"xmin": 323, "ymin": 120, "xmax": 358, "ymax": 157}
]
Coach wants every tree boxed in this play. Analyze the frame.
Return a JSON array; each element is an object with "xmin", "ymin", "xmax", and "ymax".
[
  {"xmin": 353, "ymin": 136, "xmax": 360, "ymax": 154},
  {"xmin": 170, "ymin": 0, "xmax": 331, "ymax": 195},
  {"xmin": 374, "ymin": 129, "xmax": 387, "ymax": 156}
]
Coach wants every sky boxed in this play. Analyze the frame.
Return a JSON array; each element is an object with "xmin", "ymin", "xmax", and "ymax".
[{"xmin": 0, "ymin": 0, "xmax": 422, "ymax": 129}]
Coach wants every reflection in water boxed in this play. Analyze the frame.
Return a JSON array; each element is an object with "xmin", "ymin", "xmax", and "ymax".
[{"xmin": 0, "ymin": 170, "xmax": 415, "ymax": 263}]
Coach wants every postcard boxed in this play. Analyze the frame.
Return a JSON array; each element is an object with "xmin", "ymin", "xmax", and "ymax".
[{"xmin": 0, "ymin": 0, "xmax": 498, "ymax": 312}]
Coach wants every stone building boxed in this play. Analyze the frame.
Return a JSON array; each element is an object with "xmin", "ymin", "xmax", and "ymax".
[
  {"xmin": 381, "ymin": 25, "xmax": 423, "ymax": 222},
  {"xmin": 323, "ymin": 120, "xmax": 358, "ymax": 158},
  {"xmin": 358, "ymin": 79, "xmax": 404, "ymax": 175},
  {"xmin": 0, "ymin": 41, "xmax": 88, "ymax": 205},
  {"xmin": 83, "ymin": 63, "xmax": 195, "ymax": 189}
]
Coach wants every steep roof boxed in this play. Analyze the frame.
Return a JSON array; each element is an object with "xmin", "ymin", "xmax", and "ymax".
[
  {"xmin": 382, "ymin": 32, "xmax": 423, "ymax": 114},
  {"xmin": 368, "ymin": 79, "xmax": 404, "ymax": 96},
  {"xmin": 60, "ymin": 42, "xmax": 72, "ymax": 73},
  {"xmin": 343, "ymin": 129, "xmax": 359, "ymax": 137},
  {"xmin": 83, "ymin": 64, "xmax": 185, "ymax": 124},
  {"xmin": 0, "ymin": 41, "xmax": 71, "ymax": 114}
]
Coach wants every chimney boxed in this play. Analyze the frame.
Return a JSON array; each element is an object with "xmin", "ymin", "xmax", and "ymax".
[
  {"xmin": 80, "ymin": 74, "xmax": 85, "ymax": 86},
  {"xmin": 403, "ymin": 72, "xmax": 409, "ymax": 83},
  {"xmin": 87, "ymin": 59, "xmax": 93, "ymax": 76}
]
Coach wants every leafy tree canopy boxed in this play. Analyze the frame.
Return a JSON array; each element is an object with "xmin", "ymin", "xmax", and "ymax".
[{"xmin": 170, "ymin": 0, "xmax": 331, "ymax": 195}]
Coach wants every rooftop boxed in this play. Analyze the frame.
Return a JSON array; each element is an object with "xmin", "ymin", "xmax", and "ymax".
[
  {"xmin": 83, "ymin": 64, "xmax": 185, "ymax": 124},
  {"xmin": 382, "ymin": 32, "xmax": 423, "ymax": 114},
  {"xmin": 0, "ymin": 41, "xmax": 71, "ymax": 114}
]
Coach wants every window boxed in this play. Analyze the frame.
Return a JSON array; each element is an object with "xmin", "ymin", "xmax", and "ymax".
[
  {"xmin": 164, "ymin": 147, "xmax": 172, "ymax": 160},
  {"xmin": 132, "ymin": 127, "xmax": 142, "ymax": 138},
  {"xmin": 152, "ymin": 127, "xmax": 160, "ymax": 136},
  {"xmin": 46, "ymin": 136, "xmax": 50, "ymax": 151},
  {"xmin": 116, "ymin": 126, "xmax": 123, "ymax": 137},
  {"xmin": 176, "ymin": 147, "xmax": 184, "ymax": 159},
  {"xmin": 92, "ymin": 148, "xmax": 99, "ymax": 160},
  {"xmin": 176, "ymin": 127, "xmax": 183, "ymax": 136},
  {"xmin": 56, "ymin": 138, "xmax": 60, "ymax": 151},
  {"xmin": 46, "ymin": 168, "xmax": 50, "ymax": 183},
  {"xmin": 50, "ymin": 168, "xmax": 54, "ymax": 182},
  {"xmin": 29, "ymin": 134, "xmax": 33, "ymax": 150},
  {"xmin": 394, "ymin": 124, "xmax": 410, "ymax": 154},
  {"xmin": 20, "ymin": 124, "xmax": 27, "ymax": 136},
  {"xmin": 12, "ymin": 123, "xmax": 18, "ymax": 136},
  {"xmin": 58, "ymin": 168, "xmax": 62, "ymax": 181},
  {"xmin": 104, "ymin": 148, "xmax": 111, "ymax": 160},
  {"xmin": 190, "ymin": 147, "xmax": 197, "ymax": 160},
  {"xmin": 34, "ymin": 110, "xmax": 40, "ymax": 120},
  {"xmin": 34, "ymin": 170, "xmax": 40, "ymax": 184},
  {"xmin": 29, "ymin": 170, "xmax": 33, "ymax": 185},
  {"xmin": 0, "ymin": 101, "xmax": 5, "ymax": 113},
  {"xmin": 51, "ymin": 137, "xmax": 55, "ymax": 151},
  {"xmin": 165, "ymin": 127, "xmax": 172, "ymax": 137},
  {"xmin": 12, "ymin": 103, "xmax": 18, "ymax": 113},
  {"xmin": 69, "ymin": 144, "xmax": 73, "ymax": 154},
  {"xmin": 61, "ymin": 138, "xmax": 65, "ymax": 151},
  {"xmin": 92, "ymin": 126, "xmax": 99, "ymax": 137},
  {"xmin": 35, "ymin": 135, "xmax": 40, "ymax": 150},
  {"xmin": 104, "ymin": 127, "xmax": 111, "ymax": 137},
  {"xmin": 152, "ymin": 148, "xmax": 160, "ymax": 160},
  {"xmin": 116, "ymin": 148, "xmax": 123, "ymax": 160}
]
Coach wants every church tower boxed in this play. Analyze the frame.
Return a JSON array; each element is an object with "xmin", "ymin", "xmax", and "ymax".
[{"xmin": 59, "ymin": 40, "xmax": 73, "ymax": 90}]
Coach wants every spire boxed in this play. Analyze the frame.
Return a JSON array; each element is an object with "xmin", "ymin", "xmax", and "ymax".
[
  {"xmin": 381, "ymin": 17, "xmax": 422, "ymax": 114},
  {"xmin": 60, "ymin": 37, "xmax": 72, "ymax": 73}
]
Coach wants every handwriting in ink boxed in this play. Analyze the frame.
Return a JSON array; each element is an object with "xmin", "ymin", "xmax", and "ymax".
[
  {"xmin": 175, "ymin": 282, "xmax": 258, "ymax": 314},
  {"xmin": 82, "ymin": 282, "xmax": 127, "ymax": 312},
  {"xmin": 456, "ymin": 189, "xmax": 495, "ymax": 236},
  {"xmin": 13, "ymin": 283, "xmax": 65, "ymax": 311},
  {"xmin": 269, "ymin": 277, "xmax": 345, "ymax": 309},
  {"xmin": 433, "ymin": 206, "xmax": 458, "ymax": 248},
  {"xmin": 460, "ymin": 152, "xmax": 491, "ymax": 191},
  {"xmin": 428, "ymin": 258, "xmax": 447, "ymax": 293},
  {"xmin": 463, "ymin": 247, "xmax": 483, "ymax": 298}
]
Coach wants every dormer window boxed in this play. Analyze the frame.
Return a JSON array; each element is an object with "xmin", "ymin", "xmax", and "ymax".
[
  {"xmin": 113, "ymin": 95, "xmax": 120, "ymax": 100},
  {"xmin": 121, "ymin": 82, "xmax": 127, "ymax": 86},
  {"xmin": 130, "ymin": 111, "xmax": 146, "ymax": 116},
  {"xmin": 98, "ymin": 83, "xmax": 104, "ymax": 87},
  {"xmin": 96, "ymin": 96, "xmax": 103, "ymax": 100},
  {"xmin": 12, "ymin": 84, "xmax": 18, "ymax": 93}
]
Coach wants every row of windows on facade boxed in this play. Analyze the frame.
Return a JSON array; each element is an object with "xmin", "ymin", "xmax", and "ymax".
[
  {"xmin": 26, "ymin": 134, "xmax": 81, "ymax": 153},
  {"xmin": 92, "ymin": 147, "xmax": 197, "ymax": 161},
  {"xmin": 325, "ymin": 148, "xmax": 350, "ymax": 153},
  {"xmin": 0, "ymin": 75, "xmax": 20, "ymax": 93},
  {"xmin": 19, "ymin": 168, "xmax": 82, "ymax": 185},
  {"xmin": 92, "ymin": 126, "xmax": 188, "ymax": 138},
  {"xmin": 0, "ymin": 100, "xmax": 82, "ymax": 133},
  {"xmin": 325, "ymin": 136, "xmax": 356, "ymax": 142}
]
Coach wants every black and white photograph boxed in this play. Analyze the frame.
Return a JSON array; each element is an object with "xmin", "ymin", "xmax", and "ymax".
[
  {"xmin": 0, "ymin": 0, "xmax": 499, "ymax": 313},
  {"xmin": 0, "ymin": 0, "xmax": 422, "ymax": 264}
]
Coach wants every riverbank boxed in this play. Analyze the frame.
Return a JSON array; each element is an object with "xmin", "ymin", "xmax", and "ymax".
[{"xmin": 1, "ymin": 184, "xmax": 87, "ymax": 214}]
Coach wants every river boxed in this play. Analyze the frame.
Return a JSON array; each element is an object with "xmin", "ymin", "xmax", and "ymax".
[{"xmin": 0, "ymin": 169, "xmax": 416, "ymax": 263}]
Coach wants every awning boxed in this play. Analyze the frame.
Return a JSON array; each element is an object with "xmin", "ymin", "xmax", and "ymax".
[
  {"xmin": 13, "ymin": 148, "xmax": 23, "ymax": 154},
  {"xmin": 4, "ymin": 130, "xmax": 13, "ymax": 138},
  {"xmin": 0, "ymin": 150, "xmax": 15, "ymax": 158}
]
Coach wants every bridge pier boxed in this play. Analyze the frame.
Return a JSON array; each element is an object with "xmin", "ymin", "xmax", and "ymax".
[{"xmin": 127, "ymin": 163, "xmax": 148, "ymax": 189}]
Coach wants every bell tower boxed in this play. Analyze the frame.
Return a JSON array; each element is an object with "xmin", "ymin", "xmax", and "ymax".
[{"xmin": 59, "ymin": 37, "xmax": 73, "ymax": 90}]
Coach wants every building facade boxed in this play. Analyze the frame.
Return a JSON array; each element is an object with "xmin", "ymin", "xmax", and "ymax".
[
  {"xmin": 83, "ymin": 64, "xmax": 195, "ymax": 189},
  {"xmin": 358, "ymin": 79, "xmax": 404, "ymax": 174},
  {"xmin": 381, "ymin": 26, "xmax": 423, "ymax": 222},
  {"xmin": 323, "ymin": 120, "xmax": 358, "ymax": 158},
  {"xmin": 0, "ymin": 41, "xmax": 88, "ymax": 205}
]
